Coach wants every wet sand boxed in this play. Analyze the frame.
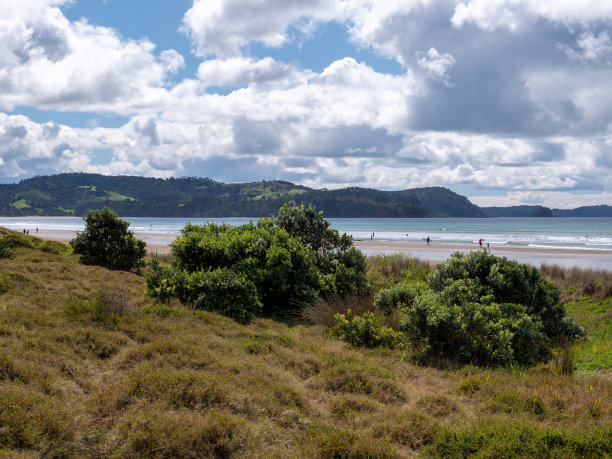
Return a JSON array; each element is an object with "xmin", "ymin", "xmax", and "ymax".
[{"xmin": 34, "ymin": 229, "xmax": 612, "ymax": 271}]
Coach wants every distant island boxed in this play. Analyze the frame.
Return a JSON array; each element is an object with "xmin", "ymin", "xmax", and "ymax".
[{"xmin": 0, "ymin": 173, "xmax": 610, "ymax": 218}]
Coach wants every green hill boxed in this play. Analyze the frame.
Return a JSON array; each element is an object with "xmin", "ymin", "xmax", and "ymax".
[
  {"xmin": 482, "ymin": 205, "xmax": 553, "ymax": 218},
  {"xmin": 0, "ymin": 173, "xmax": 482, "ymax": 218}
]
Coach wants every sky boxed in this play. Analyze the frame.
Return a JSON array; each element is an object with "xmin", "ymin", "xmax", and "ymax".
[{"xmin": 1, "ymin": 0, "xmax": 612, "ymax": 208}]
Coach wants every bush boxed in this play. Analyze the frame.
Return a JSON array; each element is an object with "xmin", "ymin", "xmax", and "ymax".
[
  {"xmin": 186, "ymin": 269, "xmax": 262, "ymax": 324},
  {"xmin": 148, "ymin": 204, "xmax": 371, "ymax": 321},
  {"xmin": 373, "ymin": 283, "xmax": 426, "ymax": 316},
  {"xmin": 372, "ymin": 251, "xmax": 581, "ymax": 366},
  {"xmin": 275, "ymin": 202, "xmax": 370, "ymax": 297},
  {"xmin": 70, "ymin": 207, "xmax": 146, "ymax": 271},
  {"xmin": 168, "ymin": 220, "xmax": 320, "ymax": 317},
  {"xmin": 398, "ymin": 280, "xmax": 552, "ymax": 366},
  {"xmin": 428, "ymin": 251, "xmax": 584, "ymax": 340},
  {"xmin": 333, "ymin": 310, "xmax": 405, "ymax": 350}
]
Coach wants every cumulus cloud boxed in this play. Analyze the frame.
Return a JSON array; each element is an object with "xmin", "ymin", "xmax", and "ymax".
[
  {"xmin": 182, "ymin": 0, "xmax": 340, "ymax": 58},
  {"xmin": 559, "ymin": 31, "xmax": 612, "ymax": 61},
  {"xmin": 416, "ymin": 48, "xmax": 456, "ymax": 84},
  {"xmin": 452, "ymin": 0, "xmax": 612, "ymax": 31},
  {"xmin": 0, "ymin": 0, "xmax": 611, "ymax": 206},
  {"xmin": 0, "ymin": 0, "xmax": 183, "ymax": 113}
]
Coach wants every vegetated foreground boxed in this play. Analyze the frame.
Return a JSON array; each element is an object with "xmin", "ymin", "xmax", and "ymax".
[{"xmin": 0, "ymin": 228, "xmax": 610, "ymax": 457}]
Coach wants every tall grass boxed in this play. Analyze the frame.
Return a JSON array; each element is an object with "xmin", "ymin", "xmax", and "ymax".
[
  {"xmin": 0, "ymin": 236, "xmax": 14, "ymax": 259},
  {"xmin": 301, "ymin": 294, "xmax": 374, "ymax": 326},
  {"xmin": 541, "ymin": 263, "xmax": 612, "ymax": 302}
]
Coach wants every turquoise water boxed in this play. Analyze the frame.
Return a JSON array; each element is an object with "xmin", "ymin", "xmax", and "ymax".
[{"xmin": 1, "ymin": 216, "xmax": 611, "ymax": 251}]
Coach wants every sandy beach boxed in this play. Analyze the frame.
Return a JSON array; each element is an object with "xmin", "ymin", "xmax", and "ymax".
[{"xmin": 32, "ymin": 228, "xmax": 611, "ymax": 271}]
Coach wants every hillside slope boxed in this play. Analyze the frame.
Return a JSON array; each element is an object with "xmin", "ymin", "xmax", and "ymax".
[
  {"xmin": 0, "ymin": 228, "xmax": 610, "ymax": 457},
  {"xmin": 0, "ymin": 173, "xmax": 481, "ymax": 218}
]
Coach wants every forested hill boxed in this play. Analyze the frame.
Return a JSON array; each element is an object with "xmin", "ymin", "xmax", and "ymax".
[
  {"xmin": 482, "ymin": 205, "xmax": 612, "ymax": 218},
  {"xmin": 0, "ymin": 173, "xmax": 483, "ymax": 218}
]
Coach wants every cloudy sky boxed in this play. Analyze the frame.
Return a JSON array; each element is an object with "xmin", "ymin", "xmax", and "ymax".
[{"xmin": 1, "ymin": 0, "xmax": 612, "ymax": 208}]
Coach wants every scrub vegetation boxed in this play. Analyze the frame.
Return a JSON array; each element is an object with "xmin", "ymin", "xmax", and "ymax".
[{"xmin": 0, "ymin": 225, "xmax": 610, "ymax": 457}]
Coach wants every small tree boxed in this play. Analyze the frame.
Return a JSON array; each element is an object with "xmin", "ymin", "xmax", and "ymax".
[
  {"xmin": 274, "ymin": 202, "xmax": 370, "ymax": 296},
  {"xmin": 70, "ymin": 207, "xmax": 146, "ymax": 271}
]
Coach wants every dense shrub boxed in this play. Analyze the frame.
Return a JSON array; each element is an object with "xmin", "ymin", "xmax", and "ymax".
[
  {"xmin": 275, "ymin": 202, "xmax": 370, "ymax": 297},
  {"xmin": 184, "ymin": 269, "xmax": 262, "ymax": 324},
  {"xmin": 70, "ymin": 207, "xmax": 146, "ymax": 271},
  {"xmin": 333, "ymin": 310, "xmax": 404, "ymax": 350},
  {"xmin": 168, "ymin": 220, "xmax": 320, "ymax": 317},
  {"xmin": 373, "ymin": 283, "xmax": 426, "ymax": 316},
  {"xmin": 373, "ymin": 252, "xmax": 582, "ymax": 366},
  {"xmin": 148, "ymin": 204, "xmax": 370, "ymax": 321},
  {"xmin": 428, "ymin": 251, "xmax": 584, "ymax": 340},
  {"xmin": 398, "ymin": 280, "xmax": 552, "ymax": 365}
]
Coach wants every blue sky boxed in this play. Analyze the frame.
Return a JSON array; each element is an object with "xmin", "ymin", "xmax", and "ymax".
[{"xmin": 1, "ymin": 0, "xmax": 612, "ymax": 208}]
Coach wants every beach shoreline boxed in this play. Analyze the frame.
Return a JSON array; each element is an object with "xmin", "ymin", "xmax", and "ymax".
[{"xmin": 30, "ymin": 228, "xmax": 612, "ymax": 271}]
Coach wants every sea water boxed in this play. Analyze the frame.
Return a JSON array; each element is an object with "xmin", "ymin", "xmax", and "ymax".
[{"xmin": 1, "ymin": 216, "xmax": 611, "ymax": 251}]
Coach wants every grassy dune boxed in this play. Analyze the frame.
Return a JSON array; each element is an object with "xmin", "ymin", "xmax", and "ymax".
[{"xmin": 0, "ymin": 230, "xmax": 610, "ymax": 457}]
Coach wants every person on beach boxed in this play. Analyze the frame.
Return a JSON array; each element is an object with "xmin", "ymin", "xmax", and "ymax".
[
  {"xmin": 479, "ymin": 238, "xmax": 483, "ymax": 248},
  {"xmin": 426, "ymin": 236, "xmax": 431, "ymax": 245}
]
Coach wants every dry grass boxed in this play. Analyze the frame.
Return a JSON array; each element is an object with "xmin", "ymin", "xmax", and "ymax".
[
  {"xmin": 0, "ymin": 228, "xmax": 610, "ymax": 457},
  {"xmin": 301, "ymin": 294, "xmax": 375, "ymax": 327},
  {"xmin": 541, "ymin": 263, "xmax": 612, "ymax": 302}
]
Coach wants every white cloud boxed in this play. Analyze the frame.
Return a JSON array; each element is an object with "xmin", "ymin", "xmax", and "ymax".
[
  {"xmin": 0, "ymin": 0, "xmax": 183, "ymax": 114},
  {"xmin": 197, "ymin": 57, "xmax": 306, "ymax": 88},
  {"xmin": 452, "ymin": 0, "xmax": 612, "ymax": 31},
  {"xmin": 470, "ymin": 192, "xmax": 612, "ymax": 209},
  {"xmin": 559, "ymin": 31, "xmax": 612, "ymax": 61},
  {"xmin": 416, "ymin": 47, "xmax": 456, "ymax": 84},
  {"xmin": 182, "ymin": 0, "xmax": 340, "ymax": 58}
]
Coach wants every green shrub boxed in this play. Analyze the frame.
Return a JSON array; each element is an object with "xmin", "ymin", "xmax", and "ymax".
[
  {"xmin": 275, "ymin": 202, "xmax": 370, "ymax": 297},
  {"xmin": 372, "ymin": 251, "xmax": 578, "ymax": 366},
  {"xmin": 186, "ymin": 268, "xmax": 262, "ymax": 324},
  {"xmin": 373, "ymin": 282, "xmax": 426, "ymax": 315},
  {"xmin": 428, "ymin": 251, "xmax": 584, "ymax": 340},
  {"xmin": 398, "ymin": 279, "xmax": 552, "ymax": 366},
  {"xmin": 166, "ymin": 220, "xmax": 320, "ymax": 318},
  {"xmin": 70, "ymin": 207, "xmax": 146, "ymax": 271},
  {"xmin": 333, "ymin": 310, "xmax": 405, "ymax": 350},
  {"xmin": 148, "ymin": 204, "xmax": 370, "ymax": 321}
]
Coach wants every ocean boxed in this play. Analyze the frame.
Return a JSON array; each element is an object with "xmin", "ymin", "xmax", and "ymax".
[{"xmin": 1, "ymin": 216, "xmax": 611, "ymax": 252}]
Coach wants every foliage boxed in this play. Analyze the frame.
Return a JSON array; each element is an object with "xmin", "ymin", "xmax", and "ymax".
[
  {"xmin": 373, "ymin": 282, "xmax": 427, "ymax": 316},
  {"xmin": 275, "ymin": 201, "xmax": 370, "ymax": 297},
  {"xmin": 181, "ymin": 268, "xmax": 262, "ymax": 324},
  {"xmin": 274, "ymin": 201, "xmax": 352, "ymax": 256},
  {"xmin": 428, "ymin": 250, "xmax": 585, "ymax": 340},
  {"xmin": 370, "ymin": 252, "xmax": 584, "ymax": 366},
  {"xmin": 69, "ymin": 207, "xmax": 146, "ymax": 271},
  {"xmin": 333, "ymin": 310, "xmax": 405, "ymax": 350},
  {"xmin": 398, "ymin": 280, "xmax": 552, "ymax": 366},
  {"xmin": 148, "ymin": 204, "xmax": 370, "ymax": 321},
  {"xmin": 167, "ymin": 220, "xmax": 320, "ymax": 317}
]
